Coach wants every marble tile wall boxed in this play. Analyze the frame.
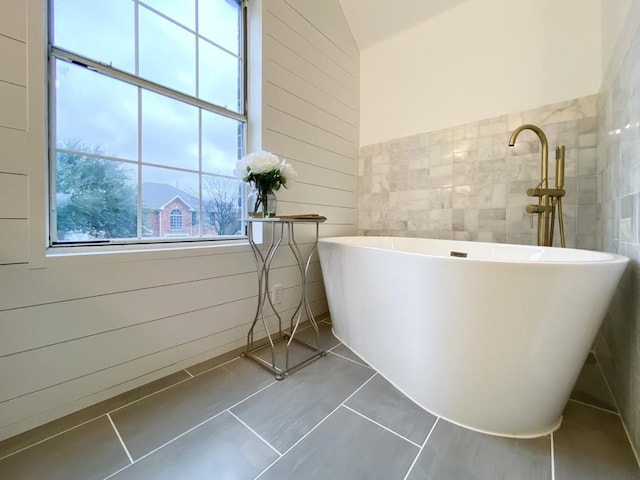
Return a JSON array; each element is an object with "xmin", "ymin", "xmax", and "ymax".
[
  {"xmin": 358, "ymin": 95, "xmax": 600, "ymax": 249},
  {"xmin": 595, "ymin": 9, "xmax": 640, "ymax": 458}
]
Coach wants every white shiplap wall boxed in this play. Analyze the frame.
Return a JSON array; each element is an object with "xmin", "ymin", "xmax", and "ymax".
[
  {"xmin": 0, "ymin": 0, "xmax": 358, "ymax": 441},
  {"xmin": 0, "ymin": 1, "xmax": 29, "ymax": 265},
  {"xmin": 262, "ymin": 0, "xmax": 358, "ymax": 237}
]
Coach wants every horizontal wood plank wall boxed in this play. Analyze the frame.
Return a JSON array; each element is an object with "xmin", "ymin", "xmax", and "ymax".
[
  {"xmin": 0, "ymin": 1, "xmax": 29, "ymax": 265},
  {"xmin": 0, "ymin": 0, "xmax": 358, "ymax": 440},
  {"xmin": 262, "ymin": 0, "xmax": 358, "ymax": 238}
]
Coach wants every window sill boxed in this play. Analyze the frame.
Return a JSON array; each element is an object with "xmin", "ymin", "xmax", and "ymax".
[{"xmin": 45, "ymin": 238, "xmax": 252, "ymax": 265}]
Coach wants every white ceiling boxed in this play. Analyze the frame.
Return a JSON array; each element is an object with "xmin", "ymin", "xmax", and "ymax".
[{"xmin": 338, "ymin": 0, "xmax": 470, "ymax": 49}]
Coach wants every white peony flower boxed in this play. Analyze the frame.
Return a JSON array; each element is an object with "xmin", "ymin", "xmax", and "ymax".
[
  {"xmin": 235, "ymin": 151, "xmax": 297, "ymax": 197},
  {"xmin": 280, "ymin": 161, "xmax": 298, "ymax": 185},
  {"xmin": 233, "ymin": 158, "xmax": 249, "ymax": 178},
  {"xmin": 245, "ymin": 151, "xmax": 281, "ymax": 174}
]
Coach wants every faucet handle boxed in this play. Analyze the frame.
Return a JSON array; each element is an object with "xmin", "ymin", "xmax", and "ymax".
[
  {"xmin": 527, "ymin": 187, "xmax": 566, "ymax": 197},
  {"xmin": 526, "ymin": 204, "xmax": 553, "ymax": 214}
]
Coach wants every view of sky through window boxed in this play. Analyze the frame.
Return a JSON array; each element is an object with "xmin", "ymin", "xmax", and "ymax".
[{"xmin": 50, "ymin": 0, "xmax": 246, "ymax": 243}]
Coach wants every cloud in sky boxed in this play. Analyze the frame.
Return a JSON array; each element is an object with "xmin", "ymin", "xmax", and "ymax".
[{"xmin": 53, "ymin": 0, "xmax": 242, "ymax": 186}]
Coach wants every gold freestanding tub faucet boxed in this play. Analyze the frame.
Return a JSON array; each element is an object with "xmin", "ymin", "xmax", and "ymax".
[{"xmin": 508, "ymin": 124, "xmax": 566, "ymax": 247}]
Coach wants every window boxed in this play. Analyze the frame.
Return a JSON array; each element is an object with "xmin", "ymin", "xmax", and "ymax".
[
  {"xmin": 49, "ymin": 0, "xmax": 247, "ymax": 245},
  {"xmin": 169, "ymin": 209, "xmax": 183, "ymax": 231}
]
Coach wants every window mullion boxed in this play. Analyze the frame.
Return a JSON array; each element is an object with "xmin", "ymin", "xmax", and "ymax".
[
  {"xmin": 50, "ymin": 46, "xmax": 247, "ymax": 124},
  {"xmin": 196, "ymin": 0, "xmax": 203, "ymax": 238},
  {"xmin": 48, "ymin": 57, "xmax": 58, "ymax": 243},
  {"xmin": 135, "ymin": 0, "xmax": 142, "ymax": 240},
  {"xmin": 198, "ymin": 110, "xmax": 204, "ymax": 238}
]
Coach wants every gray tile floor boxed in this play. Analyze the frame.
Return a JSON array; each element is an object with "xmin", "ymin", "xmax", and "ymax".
[{"xmin": 1, "ymin": 321, "xmax": 639, "ymax": 480}]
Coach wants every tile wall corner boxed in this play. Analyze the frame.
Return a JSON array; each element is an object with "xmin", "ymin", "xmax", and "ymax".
[{"xmin": 595, "ymin": 8, "xmax": 640, "ymax": 460}]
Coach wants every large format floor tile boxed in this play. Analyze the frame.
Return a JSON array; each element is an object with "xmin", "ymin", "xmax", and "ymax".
[
  {"xmin": 109, "ymin": 411, "xmax": 279, "ymax": 480},
  {"xmin": 329, "ymin": 343, "xmax": 369, "ymax": 367},
  {"xmin": 110, "ymin": 358, "xmax": 273, "ymax": 460},
  {"xmin": 294, "ymin": 321, "xmax": 341, "ymax": 351},
  {"xmin": 406, "ymin": 419, "xmax": 551, "ymax": 480},
  {"xmin": 259, "ymin": 406, "xmax": 419, "ymax": 480},
  {"xmin": 554, "ymin": 401, "xmax": 640, "ymax": 479},
  {"xmin": 251, "ymin": 336, "xmax": 326, "ymax": 375},
  {"xmin": 231, "ymin": 352, "xmax": 374, "ymax": 453},
  {"xmin": 243, "ymin": 322, "xmax": 339, "ymax": 376},
  {"xmin": 345, "ymin": 373, "xmax": 437, "ymax": 445},
  {"xmin": 0, "ymin": 370, "xmax": 190, "ymax": 460},
  {"xmin": 2, "ymin": 326, "xmax": 639, "ymax": 480},
  {"xmin": 0, "ymin": 416, "xmax": 130, "ymax": 480}
]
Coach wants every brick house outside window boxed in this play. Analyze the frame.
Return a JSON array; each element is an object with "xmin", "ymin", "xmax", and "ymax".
[{"xmin": 142, "ymin": 182, "xmax": 218, "ymax": 237}]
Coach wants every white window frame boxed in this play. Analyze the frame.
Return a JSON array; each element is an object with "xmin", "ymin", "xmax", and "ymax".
[{"xmin": 47, "ymin": 0, "xmax": 249, "ymax": 248}]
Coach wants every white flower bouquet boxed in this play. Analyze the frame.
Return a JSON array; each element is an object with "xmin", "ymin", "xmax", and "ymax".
[{"xmin": 235, "ymin": 151, "xmax": 297, "ymax": 216}]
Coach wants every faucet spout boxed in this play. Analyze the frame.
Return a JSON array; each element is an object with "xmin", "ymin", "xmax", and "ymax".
[
  {"xmin": 508, "ymin": 124, "xmax": 550, "ymax": 246},
  {"xmin": 508, "ymin": 124, "xmax": 549, "ymax": 160}
]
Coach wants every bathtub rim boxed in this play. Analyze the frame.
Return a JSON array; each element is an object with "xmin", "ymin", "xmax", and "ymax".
[{"xmin": 318, "ymin": 236, "xmax": 629, "ymax": 266}]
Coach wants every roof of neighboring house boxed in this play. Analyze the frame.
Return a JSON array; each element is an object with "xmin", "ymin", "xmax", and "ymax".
[{"xmin": 142, "ymin": 182, "xmax": 199, "ymax": 211}]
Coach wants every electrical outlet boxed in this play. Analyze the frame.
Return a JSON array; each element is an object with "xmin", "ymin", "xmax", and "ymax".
[{"xmin": 272, "ymin": 284, "xmax": 282, "ymax": 304}]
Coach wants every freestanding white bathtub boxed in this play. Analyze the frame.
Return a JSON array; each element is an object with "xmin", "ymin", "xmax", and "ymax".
[{"xmin": 318, "ymin": 236, "xmax": 629, "ymax": 438}]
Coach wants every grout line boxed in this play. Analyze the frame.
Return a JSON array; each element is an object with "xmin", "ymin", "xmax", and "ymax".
[
  {"xmin": 579, "ymin": 353, "xmax": 618, "ymax": 410},
  {"xmin": 103, "ymin": 462, "xmax": 130, "ymax": 478},
  {"xmin": 107, "ymin": 414, "xmax": 133, "ymax": 464},
  {"xmin": 105, "ymin": 377, "xmax": 197, "ymax": 416},
  {"xmin": 4, "ymin": 319, "xmax": 330, "ymax": 465},
  {"xmin": 225, "ymin": 380, "xmax": 279, "ymax": 412},
  {"xmin": 327, "ymin": 349, "xmax": 370, "ymax": 369},
  {"xmin": 1, "ymin": 318, "xmax": 330, "ymax": 463},
  {"xmin": 402, "ymin": 417, "xmax": 439, "ymax": 480},
  {"xmin": 567, "ymin": 398, "xmax": 619, "ymax": 415},
  {"xmin": 253, "ymin": 371, "xmax": 378, "ymax": 480},
  {"xmin": 102, "ymin": 411, "xmax": 228, "ymax": 478},
  {"xmin": 338, "ymin": 372, "xmax": 378, "ymax": 405},
  {"xmin": 227, "ymin": 410, "xmax": 282, "ymax": 456},
  {"xmin": 0, "ymin": 356, "xmax": 244, "ymax": 462},
  {"xmin": 593, "ymin": 353, "xmax": 640, "ymax": 467},
  {"xmin": 104, "ymin": 379, "xmax": 278, "ymax": 480},
  {"xmin": 109, "ymin": 356, "xmax": 242, "ymax": 415},
  {"xmin": 341, "ymin": 404, "xmax": 420, "ymax": 448},
  {"xmin": 0, "ymin": 415, "xmax": 105, "ymax": 462},
  {"xmin": 593, "ymin": 353, "xmax": 624, "ymax": 414},
  {"xmin": 550, "ymin": 432, "xmax": 555, "ymax": 480}
]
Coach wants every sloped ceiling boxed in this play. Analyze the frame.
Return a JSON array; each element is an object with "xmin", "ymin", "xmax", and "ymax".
[{"xmin": 338, "ymin": 0, "xmax": 470, "ymax": 49}]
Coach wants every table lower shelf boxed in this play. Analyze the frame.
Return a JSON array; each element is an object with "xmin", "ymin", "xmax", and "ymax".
[{"xmin": 242, "ymin": 332, "xmax": 326, "ymax": 380}]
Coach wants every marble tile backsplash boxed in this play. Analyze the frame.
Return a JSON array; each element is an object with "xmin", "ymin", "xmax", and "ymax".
[
  {"xmin": 595, "ymin": 8, "xmax": 640, "ymax": 459},
  {"xmin": 358, "ymin": 95, "xmax": 600, "ymax": 249}
]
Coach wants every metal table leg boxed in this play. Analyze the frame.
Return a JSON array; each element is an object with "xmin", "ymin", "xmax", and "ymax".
[{"xmin": 242, "ymin": 219, "xmax": 326, "ymax": 380}]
